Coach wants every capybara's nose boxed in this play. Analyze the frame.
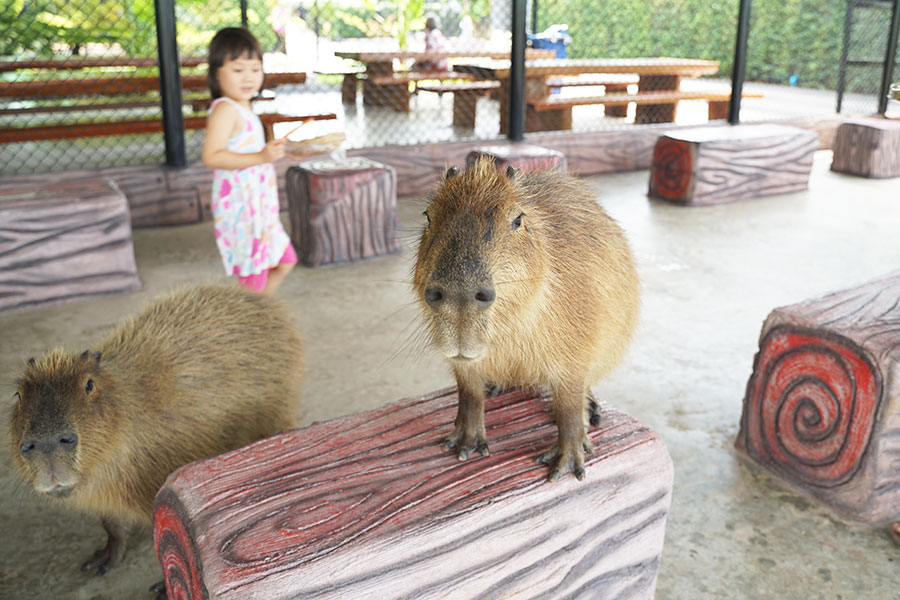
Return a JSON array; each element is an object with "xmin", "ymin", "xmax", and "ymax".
[
  {"xmin": 424, "ymin": 285, "xmax": 445, "ymax": 307},
  {"xmin": 474, "ymin": 287, "xmax": 496, "ymax": 307}
]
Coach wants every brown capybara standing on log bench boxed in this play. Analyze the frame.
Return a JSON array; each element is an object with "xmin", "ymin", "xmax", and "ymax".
[
  {"xmin": 8, "ymin": 284, "xmax": 303, "ymax": 577},
  {"xmin": 413, "ymin": 158, "xmax": 640, "ymax": 481}
]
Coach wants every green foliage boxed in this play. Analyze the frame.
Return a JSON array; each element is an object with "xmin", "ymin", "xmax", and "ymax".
[
  {"xmin": 538, "ymin": 0, "xmax": 872, "ymax": 91},
  {"xmin": 331, "ymin": 0, "xmax": 426, "ymax": 48}
]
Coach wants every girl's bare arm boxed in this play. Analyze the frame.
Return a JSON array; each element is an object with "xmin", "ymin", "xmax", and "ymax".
[{"xmin": 201, "ymin": 103, "xmax": 284, "ymax": 169}]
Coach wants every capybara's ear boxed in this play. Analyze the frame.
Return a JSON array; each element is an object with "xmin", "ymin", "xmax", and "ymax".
[
  {"xmin": 93, "ymin": 352, "xmax": 102, "ymax": 364},
  {"xmin": 27, "ymin": 357, "xmax": 36, "ymax": 367},
  {"xmin": 445, "ymin": 165, "xmax": 459, "ymax": 179},
  {"xmin": 505, "ymin": 165, "xmax": 520, "ymax": 180},
  {"xmin": 81, "ymin": 350, "xmax": 91, "ymax": 360}
]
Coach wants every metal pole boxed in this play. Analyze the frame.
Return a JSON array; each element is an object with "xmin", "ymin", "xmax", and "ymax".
[
  {"xmin": 241, "ymin": 0, "xmax": 249, "ymax": 29},
  {"xmin": 878, "ymin": 0, "xmax": 900, "ymax": 114},
  {"xmin": 509, "ymin": 0, "xmax": 527, "ymax": 141},
  {"xmin": 154, "ymin": 0, "xmax": 186, "ymax": 168},
  {"xmin": 836, "ymin": 0, "xmax": 853, "ymax": 113},
  {"xmin": 531, "ymin": 0, "xmax": 539, "ymax": 35},
  {"xmin": 728, "ymin": 0, "xmax": 752, "ymax": 124}
]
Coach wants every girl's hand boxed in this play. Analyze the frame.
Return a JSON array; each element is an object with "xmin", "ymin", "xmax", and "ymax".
[{"xmin": 262, "ymin": 139, "xmax": 286, "ymax": 162}]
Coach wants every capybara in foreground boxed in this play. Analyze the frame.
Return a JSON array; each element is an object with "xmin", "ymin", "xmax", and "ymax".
[
  {"xmin": 413, "ymin": 159, "xmax": 640, "ymax": 481},
  {"xmin": 8, "ymin": 284, "xmax": 303, "ymax": 575}
]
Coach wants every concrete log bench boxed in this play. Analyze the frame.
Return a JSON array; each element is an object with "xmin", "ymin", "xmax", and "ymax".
[
  {"xmin": 154, "ymin": 387, "xmax": 674, "ymax": 599},
  {"xmin": 285, "ymin": 157, "xmax": 401, "ymax": 267},
  {"xmin": 466, "ymin": 143, "xmax": 568, "ymax": 174},
  {"xmin": 736, "ymin": 269, "xmax": 900, "ymax": 524},
  {"xmin": 830, "ymin": 117, "xmax": 900, "ymax": 179},
  {"xmin": 0, "ymin": 178, "xmax": 141, "ymax": 311},
  {"xmin": 648, "ymin": 124, "xmax": 817, "ymax": 206}
]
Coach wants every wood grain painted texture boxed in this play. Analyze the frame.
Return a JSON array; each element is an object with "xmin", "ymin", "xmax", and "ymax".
[
  {"xmin": 830, "ymin": 117, "xmax": 900, "ymax": 179},
  {"xmin": 466, "ymin": 143, "xmax": 568, "ymax": 173},
  {"xmin": 648, "ymin": 124, "xmax": 818, "ymax": 206},
  {"xmin": 154, "ymin": 387, "xmax": 673, "ymax": 600},
  {"xmin": 285, "ymin": 158, "xmax": 401, "ymax": 267},
  {"xmin": 0, "ymin": 178, "xmax": 141, "ymax": 311},
  {"xmin": 736, "ymin": 269, "xmax": 900, "ymax": 524}
]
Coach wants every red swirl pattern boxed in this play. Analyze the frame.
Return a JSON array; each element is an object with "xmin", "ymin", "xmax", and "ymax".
[
  {"xmin": 743, "ymin": 327, "xmax": 882, "ymax": 488},
  {"xmin": 652, "ymin": 139, "xmax": 691, "ymax": 199},
  {"xmin": 154, "ymin": 492, "xmax": 207, "ymax": 600}
]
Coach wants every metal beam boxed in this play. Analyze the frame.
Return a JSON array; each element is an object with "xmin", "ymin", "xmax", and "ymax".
[
  {"xmin": 154, "ymin": 0, "xmax": 187, "ymax": 168},
  {"xmin": 509, "ymin": 0, "xmax": 527, "ymax": 141},
  {"xmin": 878, "ymin": 0, "xmax": 900, "ymax": 114},
  {"xmin": 728, "ymin": 0, "xmax": 752, "ymax": 124}
]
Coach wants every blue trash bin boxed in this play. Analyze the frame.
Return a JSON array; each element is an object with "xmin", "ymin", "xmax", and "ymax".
[
  {"xmin": 528, "ymin": 24, "xmax": 571, "ymax": 59},
  {"xmin": 528, "ymin": 25, "xmax": 571, "ymax": 93}
]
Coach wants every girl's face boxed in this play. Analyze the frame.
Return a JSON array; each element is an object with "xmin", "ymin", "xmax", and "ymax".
[{"xmin": 215, "ymin": 53, "xmax": 263, "ymax": 103}]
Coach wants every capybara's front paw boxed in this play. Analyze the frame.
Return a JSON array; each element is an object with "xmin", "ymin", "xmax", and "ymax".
[
  {"xmin": 537, "ymin": 436, "xmax": 595, "ymax": 481},
  {"xmin": 442, "ymin": 425, "xmax": 490, "ymax": 461}
]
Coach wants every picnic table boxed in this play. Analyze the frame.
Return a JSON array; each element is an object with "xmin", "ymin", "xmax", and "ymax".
[
  {"xmin": 452, "ymin": 57, "xmax": 726, "ymax": 132},
  {"xmin": 333, "ymin": 48, "xmax": 555, "ymax": 112}
]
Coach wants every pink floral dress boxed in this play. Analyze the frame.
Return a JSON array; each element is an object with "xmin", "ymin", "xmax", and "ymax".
[{"xmin": 210, "ymin": 96, "xmax": 291, "ymax": 279}]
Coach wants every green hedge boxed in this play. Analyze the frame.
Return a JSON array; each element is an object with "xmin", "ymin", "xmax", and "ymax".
[{"xmin": 541, "ymin": 0, "xmax": 888, "ymax": 92}]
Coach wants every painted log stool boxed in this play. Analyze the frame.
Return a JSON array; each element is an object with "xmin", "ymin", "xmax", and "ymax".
[
  {"xmin": 648, "ymin": 124, "xmax": 818, "ymax": 206},
  {"xmin": 286, "ymin": 157, "xmax": 401, "ymax": 267},
  {"xmin": 830, "ymin": 117, "xmax": 900, "ymax": 178},
  {"xmin": 0, "ymin": 178, "xmax": 141, "ymax": 311},
  {"xmin": 735, "ymin": 269, "xmax": 900, "ymax": 524},
  {"xmin": 154, "ymin": 387, "xmax": 674, "ymax": 599},
  {"xmin": 466, "ymin": 143, "xmax": 567, "ymax": 174}
]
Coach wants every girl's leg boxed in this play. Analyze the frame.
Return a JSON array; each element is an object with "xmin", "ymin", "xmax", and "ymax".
[
  {"xmin": 262, "ymin": 243, "xmax": 298, "ymax": 296},
  {"xmin": 262, "ymin": 262, "xmax": 294, "ymax": 296}
]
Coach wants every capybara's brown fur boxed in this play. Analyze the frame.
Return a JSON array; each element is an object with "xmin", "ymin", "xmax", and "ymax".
[
  {"xmin": 8, "ymin": 284, "xmax": 303, "ymax": 574},
  {"xmin": 412, "ymin": 159, "xmax": 639, "ymax": 481}
]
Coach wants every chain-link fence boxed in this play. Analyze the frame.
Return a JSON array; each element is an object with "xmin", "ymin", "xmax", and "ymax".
[{"xmin": 2, "ymin": 0, "xmax": 899, "ymax": 177}]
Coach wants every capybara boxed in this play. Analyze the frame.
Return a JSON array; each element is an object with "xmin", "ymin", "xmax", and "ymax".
[
  {"xmin": 412, "ymin": 159, "xmax": 640, "ymax": 481},
  {"xmin": 8, "ymin": 284, "xmax": 303, "ymax": 575}
]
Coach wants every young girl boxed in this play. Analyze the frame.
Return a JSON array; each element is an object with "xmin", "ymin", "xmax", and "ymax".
[{"xmin": 202, "ymin": 27, "xmax": 296, "ymax": 295}]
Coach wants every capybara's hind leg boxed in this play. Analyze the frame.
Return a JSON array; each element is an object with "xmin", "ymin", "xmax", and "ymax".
[
  {"xmin": 538, "ymin": 381, "xmax": 594, "ymax": 481},
  {"xmin": 586, "ymin": 389, "xmax": 601, "ymax": 428},
  {"xmin": 81, "ymin": 518, "xmax": 128, "ymax": 576},
  {"xmin": 443, "ymin": 374, "xmax": 490, "ymax": 460}
]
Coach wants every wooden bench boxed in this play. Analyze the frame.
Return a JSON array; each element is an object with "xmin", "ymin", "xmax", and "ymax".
[
  {"xmin": 365, "ymin": 71, "xmax": 477, "ymax": 112},
  {"xmin": 153, "ymin": 387, "xmax": 673, "ymax": 599},
  {"xmin": 417, "ymin": 80, "xmax": 501, "ymax": 128},
  {"xmin": 315, "ymin": 68, "xmax": 366, "ymax": 104},
  {"xmin": 524, "ymin": 89, "xmax": 764, "ymax": 131},
  {"xmin": 543, "ymin": 73, "xmax": 638, "ymax": 116},
  {"xmin": 0, "ymin": 112, "xmax": 337, "ymax": 144},
  {"xmin": 0, "ymin": 72, "xmax": 306, "ymax": 100}
]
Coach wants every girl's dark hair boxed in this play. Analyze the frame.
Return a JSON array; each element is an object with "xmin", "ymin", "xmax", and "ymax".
[{"xmin": 207, "ymin": 27, "xmax": 265, "ymax": 100}]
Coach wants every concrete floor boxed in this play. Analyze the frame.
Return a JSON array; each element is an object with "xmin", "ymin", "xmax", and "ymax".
[{"xmin": 1, "ymin": 150, "xmax": 899, "ymax": 599}]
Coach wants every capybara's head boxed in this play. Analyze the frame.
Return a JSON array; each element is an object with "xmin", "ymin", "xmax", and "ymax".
[
  {"xmin": 9, "ymin": 349, "xmax": 114, "ymax": 498},
  {"xmin": 413, "ymin": 158, "xmax": 548, "ymax": 362}
]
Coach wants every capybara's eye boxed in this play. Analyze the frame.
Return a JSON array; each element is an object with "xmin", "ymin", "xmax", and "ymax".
[
  {"xmin": 19, "ymin": 442, "xmax": 35, "ymax": 456},
  {"xmin": 59, "ymin": 434, "xmax": 78, "ymax": 448},
  {"xmin": 85, "ymin": 380, "xmax": 94, "ymax": 394},
  {"xmin": 512, "ymin": 213, "xmax": 525, "ymax": 230}
]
